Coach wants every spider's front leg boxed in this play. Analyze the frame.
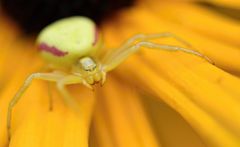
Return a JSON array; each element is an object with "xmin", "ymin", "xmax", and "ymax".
[
  {"xmin": 102, "ymin": 41, "xmax": 213, "ymax": 72},
  {"xmin": 7, "ymin": 72, "xmax": 64, "ymax": 140},
  {"xmin": 56, "ymin": 75, "xmax": 92, "ymax": 114},
  {"xmin": 118, "ymin": 32, "xmax": 193, "ymax": 50},
  {"xmin": 101, "ymin": 33, "xmax": 194, "ymax": 62}
]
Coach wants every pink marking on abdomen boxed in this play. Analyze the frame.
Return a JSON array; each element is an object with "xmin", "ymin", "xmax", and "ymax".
[{"xmin": 38, "ymin": 43, "xmax": 68, "ymax": 57}]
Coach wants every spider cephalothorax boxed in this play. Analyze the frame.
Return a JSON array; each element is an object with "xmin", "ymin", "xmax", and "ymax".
[{"xmin": 75, "ymin": 57, "xmax": 106, "ymax": 86}]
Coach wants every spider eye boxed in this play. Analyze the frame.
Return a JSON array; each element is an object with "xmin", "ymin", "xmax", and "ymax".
[{"xmin": 79, "ymin": 57, "xmax": 97, "ymax": 71}]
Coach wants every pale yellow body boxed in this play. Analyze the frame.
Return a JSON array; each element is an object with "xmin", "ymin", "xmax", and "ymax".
[{"xmin": 37, "ymin": 16, "xmax": 102, "ymax": 68}]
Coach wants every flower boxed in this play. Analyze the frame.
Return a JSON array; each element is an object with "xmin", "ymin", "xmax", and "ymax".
[{"xmin": 1, "ymin": 0, "xmax": 240, "ymax": 147}]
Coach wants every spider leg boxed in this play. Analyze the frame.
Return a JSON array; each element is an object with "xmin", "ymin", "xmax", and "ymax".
[
  {"xmin": 103, "ymin": 41, "xmax": 213, "ymax": 72},
  {"xmin": 100, "ymin": 71, "xmax": 106, "ymax": 86},
  {"xmin": 119, "ymin": 33, "xmax": 193, "ymax": 50},
  {"xmin": 56, "ymin": 75, "xmax": 92, "ymax": 114},
  {"xmin": 7, "ymin": 72, "xmax": 64, "ymax": 140},
  {"xmin": 102, "ymin": 33, "xmax": 194, "ymax": 62},
  {"xmin": 47, "ymin": 82, "xmax": 53, "ymax": 111}
]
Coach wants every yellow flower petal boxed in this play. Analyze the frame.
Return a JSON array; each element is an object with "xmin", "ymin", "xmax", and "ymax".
[
  {"xmin": 1, "ymin": 1, "xmax": 240, "ymax": 147},
  {"xmin": 93, "ymin": 77, "xmax": 160, "ymax": 147},
  {"xmin": 116, "ymin": 56, "xmax": 240, "ymax": 147},
  {"xmin": 101, "ymin": 8, "xmax": 240, "ymax": 145},
  {"xmin": 103, "ymin": 5, "xmax": 240, "ymax": 74},
  {"xmin": 148, "ymin": 2, "xmax": 240, "ymax": 47},
  {"xmin": 203, "ymin": 0, "xmax": 240, "ymax": 8}
]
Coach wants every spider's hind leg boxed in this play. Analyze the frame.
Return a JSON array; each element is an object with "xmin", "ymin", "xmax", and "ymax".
[{"xmin": 47, "ymin": 82, "xmax": 54, "ymax": 111}]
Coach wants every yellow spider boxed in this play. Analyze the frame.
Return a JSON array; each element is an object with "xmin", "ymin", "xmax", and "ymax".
[{"xmin": 7, "ymin": 16, "xmax": 213, "ymax": 140}]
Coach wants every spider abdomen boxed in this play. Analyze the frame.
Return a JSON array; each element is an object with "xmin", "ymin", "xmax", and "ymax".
[{"xmin": 37, "ymin": 16, "xmax": 102, "ymax": 67}]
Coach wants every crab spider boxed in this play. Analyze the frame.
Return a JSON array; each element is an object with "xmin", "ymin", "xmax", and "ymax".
[{"xmin": 7, "ymin": 16, "xmax": 213, "ymax": 140}]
